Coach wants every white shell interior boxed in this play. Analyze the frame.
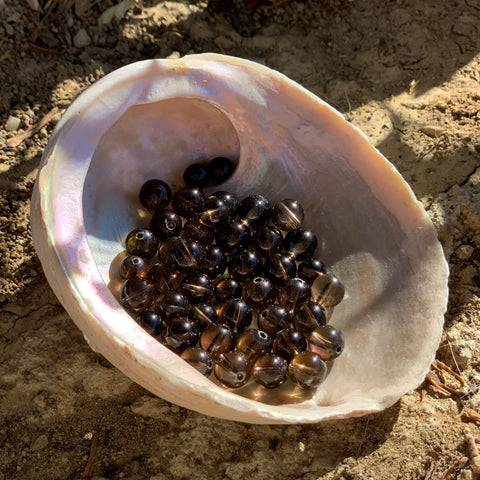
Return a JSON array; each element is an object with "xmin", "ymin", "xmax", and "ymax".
[{"xmin": 30, "ymin": 54, "xmax": 448, "ymax": 424}]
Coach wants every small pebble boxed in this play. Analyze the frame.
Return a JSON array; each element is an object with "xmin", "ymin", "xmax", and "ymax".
[
  {"xmin": 74, "ymin": 28, "xmax": 91, "ymax": 48},
  {"xmin": 5, "ymin": 116, "xmax": 21, "ymax": 131},
  {"xmin": 456, "ymin": 244, "xmax": 474, "ymax": 260},
  {"xmin": 30, "ymin": 434, "xmax": 48, "ymax": 451}
]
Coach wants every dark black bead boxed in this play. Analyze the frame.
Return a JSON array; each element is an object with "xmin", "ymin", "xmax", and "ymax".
[
  {"xmin": 200, "ymin": 324, "xmax": 235, "ymax": 356},
  {"xmin": 283, "ymin": 228, "xmax": 318, "ymax": 260},
  {"xmin": 263, "ymin": 253, "xmax": 297, "ymax": 286},
  {"xmin": 253, "ymin": 354, "xmax": 288, "ymax": 389},
  {"xmin": 135, "ymin": 311, "xmax": 165, "ymax": 337},
  {"xmin": 125, "ymin": 228, "xmax": 159, "ymax": 258},
  {"xmin": 149, "ymin": 210, "xmax": 182, "ymax": 240},
  {"xmin": 172, "ymin": 187, "xmax": 205, "ymax": 219},
  {"xmin": 218, "ymin": 298, "xmax": 252, "ymax": 333},
  {"xmin": 120, "ymin": 277, "xmax": 156, "ymax": 312},
  {"xmin": 199, "ymin": 195, "xmax": 231, "ymax": 227},
  {"xmin": 293, "ymin": 300, "xmax": 327, "ymax": 334},
  {"xmin": 236, "ymin": 194, "xmax": 271, "ymax": 228},
  {"xmin": 207, "ymin": 157, "xmax": 235, "ymax": 184},
  {"xmin": 201, "ymin": 245, "xmax": 227, "ymax": 278},
  {"xmin": 297, "ymin": 258, "xmax": 326, "ymax": 284},
  {"xmin": 242, "ymin": 277, "xmax": 275, "ymax": 310},
  {"xmin": 211, "ymin": 191, "xmax": 238, "ymax": 217},
  {"xmin": 146, "ymin": 262, "xmax": 183, "ymax": 293},
  {"xmin": 215, "ymin": 219, "xmax": 250, "ymax": 251},
  {"xmin": 180, "ymin": 273, "xmax": 213, "ymax": 304},
  {"xmin": 180, "ymin": 218, "xmax": 215, "ymax": 246},
  {"xmin": 277, "ymin": 277, "xmax": 311, "ymax": 312},
  {"xmin": 271, "ymin": 199, "xmax": 304, "ymax": 231},
  {"xmin": 273, "ymin": 328, "xmax": 309, "ymax": 362},
  {"xmin": 236, "ymin": 328, "xmax": 272, "ymax": 363},
  {"xmin": 227, "ymin": 249, "xmax": 262, "ymax": 282},
  {"xmin": 163, "ymin": 317, "xmax": 198, "ymax": 353},
  {"xmin": 119, "ymin": 255, "xmax": 147, "ymax": 280},
  {"xmin": 250, "ymin": 226, "xmax": 283, "ymax": 257},
  {"xmin": 156, "ymin": 291, "xmax": 190, "ymax": 319},
  {"xmin": 180, "ymin": 347, "xmax": 214, "ymax": 376},
  {"xmin": 188, "ymin": 303, "xmax": 218, "ymax": 330},
  {"xmin": 257, "ymin": 304, "xmax": 292, "ymax": 336},
  {"xmin": 183, "ymin": 163, "xmax": 210, "ymax": 188},
  {"xmin": 139, "ymin": 179, "xmax": 172, "ymax": 211},
  {"xmin": 169, "ymin": 237, "xmax": 205, "ymax": 273},
  {"xmin": 214, "ymin": 277, "xmax": 242, "ymax": 302}
]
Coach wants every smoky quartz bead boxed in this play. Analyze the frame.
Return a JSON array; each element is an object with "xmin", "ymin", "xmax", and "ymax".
[
  {"xmin": 236, "ymin": 328, "xmax": 272, "ymax": 363},
  {"xmin": 211, "ymin": 191, "xmax": 238, "ymax": 217},
  {"xmin": 169, "ymin": 237, "xmax": 205, "ymax": 273},
  {"xmin": 120, "ymin": 277, "xmax": 155, "ymax": 312},
  {"xmin": 257, "ymin": 304, "xmax": 292, "ymax": 336},
  {"xmin": 180, "ymin": 347, "xmax": 214, "ymax": 376},
  {"xmin": 188, "ymin": 303, "xmax": 218, "ymax": 330},
  {"xmin": 163, "ymin": 317, "xmax": 199, "ymax": 353},
  {"xmin": 242, "ymin": 276, "xmax": 275, "ymax": 310},
  {"xmin": 289, "ymin": 351, "xmax": 327, "ymax": 388},
  {"xmin": 139, "ymin": 179, "xmax": 171, "ymax": 212},
  {"xmin": 119, "ymin": 255, "xmax": 147, "ymax": 280},
  {"xmin": 297, "ymin": 258, "xmax": 326, "ymax": 284},
  {"xmin": 181, "ymin": 218, "xmax": 215, "ymax": 246},
  {"xmin": 199, "ymin": 195, "xmax": 231, "ymax": 227},
  {"xmin": 263, "ymin": 253, "xmax": 297, "ymax": 286},
  {"xmin": 214, "ymin": 277, "xmax": 242, "ymax": 303},
  {"xmin": 293, "ymin": 300, "xmax": 327, "ymax": 334},
  {"xmin": 253, "ymin": 354, "xmax": 288, "ymax": 389},
  {"xmin": 218, "ymin": 298, "xmax": 252, "ymax": 333},
  {"xmin": 271, "ymin": 199, "xmax": 305, "ymax": 231},
  {"xmin": 311, "ymin": 272, "xmax": 345, "ymax": 308},
  {"xmin": 250, "ymin": 225, "xmax": 283, "ymax": 257},
  {"xmin": 277, "ymin": 277, "xmax": 310, "ymax": 312},
  {"xmin": 200, "ymin": 324, "xmax": 235, "ymax": 356},
  {"xmin": 201, "ymin": 245, "xmax": 227, "ymax": 278},
  {"xmin": 208, "ymin": 157, "xmax": 235, "ymax": 184},
  {"xmin": 149, "ymin": 210, "xmax": 182, "ymax": 240},
  {"xmin": 215, "ymin": 219, "xmax": 250, "ymax": 251},
  {"xmin": 125, "ymin": 228, "xmax": 159, "ymax": 259},
  {"xmin": 180, "ymin": 273, "xmax": 213, "ymax": 304},
  {"xmin": 236, "ymin": 194, "xmax": 271, "ymax": 228},
  {"xmin": 309, "ymin": 325, "xmax": 345, "ymax": 361},
  {"xmin": 227, "ymin": 249, "xmax": 262, "ymax": 282},
  {"xmin": 214, "ymin": 351, "xmax": 250, "ymax": 388},
  {"xmin": 283, "ymin": 227, "xmax": 318, "ymax": 260},
  {"xmin": 273, "ymin": 328, "xmax": 308, "ymax": 362},
  {"xmin": 147, "ymin": 262, "xmax": 183, "ymax": 293},
  {"xmin": 172, "ymin": 186, "xmax": 205, "ymax": 219},
  {"xmin": 135, "ymin": 310, "xmax": 165, "ymax": 338},
  {"xmin": 183, "ymin": 163, "xmax": 210, "ymax": 188},
  {"xmin": 156, "ymin": 291, "xmax": 190, "ymax": 319}
]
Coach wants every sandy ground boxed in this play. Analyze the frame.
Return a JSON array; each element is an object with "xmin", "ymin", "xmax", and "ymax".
[{"xmin": 1, "ymin": 0, "xmax": 480, "ymax": 479}]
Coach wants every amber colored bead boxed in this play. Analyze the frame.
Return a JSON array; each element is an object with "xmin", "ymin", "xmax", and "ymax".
[
  {"xmin": 214, "ymin": 351, "xmax": 250, "ymax": 388},
  {"xmin": 288, "ymin": 351, "xmax": 327, "ymax": 388},
  {"xmin": 283, "ymin": 227, "xmax": 317, "ymax": 260},
  {"xmin": 125, "ymin": 228, "xmax": 159, "ymax": 259},
  {"xmin": 163, "ymin": 317, "xmax": 198, "ymax": 353},
  {"xmin": 297, "ymin": 258, "xmax": 326, "ymax": 284},
  {"xmin": 156, "ymin": 291, "xmax": 190, "ymax": 319},
  {"xmin": 180, "ymin": 218, "xmax": 215, "ymax": 246},
  {"xmin": 271, "ymin": 199, "xmax": 305, "ymax": 231},
  {"xmin": 147, "ymin": 262, "xmax": 183, "ymax": 293},
  {"xmin": 180, "ymin": 347, "xmax": 214, "ymax": 376},
  {"xmin": 188, "ymin": 303, "xmax": 218, "ymax": 330},
  {"xmin": 183, "ymin": 163, "xmax": 210, "ymax": 189},
  {"xmin": 119, "ymin": 255, "xmax": 147, "ymax": 280},
  {"xmin": 273, "ymin": 328, "xmax": 308, "ymax": 362},
  {"xmin": 227, "ymin": 250, "xmax": 262, "ymax": 282},
  {"xmin": 214, "ymin": 277, "xmax": 242, "ymax": 302},
  {"xmin": 257, "ymin": 305, "xmax": 292, "ymax": 336},
  {"xmin": 215, "ymin": 219, "xmax": 250, "ymax": 251},
  {"xmin": 311, "ymin": 272, "xmax": 345, "ymax": 308},
  {"xmin": 201, "ymin": 245, "xmax": 227, "ymax": 278},
  {"xmin": 172, "ymin": 186, "xmax": 205, "ymax": 219},
  {"xmin": 277, "ymin": 277, "xmax": 310, "ymax": 312},
  {"xmin": 120, "ymin": 277, "xmax": 155, "ymax": 312},
  {"xmin": 242, "ymin": 276, "xmax": 275, "ymax": 309},
  {"xmin": 236, "ymin": 194, "xmax": 271, "ymax": 228},
  {"xmin": 293, "ymin": 300, "xmax": 327, "ymax": 334},
  {"xmin": 208, "ymin": 157, "xmax": 236, "ymax": 184},
  {"xmin": 263, "ymin": 253, "xmax": 297, "ymax": 286},
  {"xmin": 253, "ymin": 354, "xmax": 288, "ymax": 389},
  {"xmin": 135, "ymin": 310, "xmax": 165, "ymax": 337},
  {"xmin": 309, "ymin": 325, "xmax": 345, "ymax": 360},
  {"xmin": 211, "ymin": 191, "xmax": 238, "ymax": 216},
  {"xmin": 149, "ymin": 210, "xmax": 182, "ymax": 240},
  {"xmin": 139, "ymin": 179, "xmax": 171, "ymax": 212},
  {"xmin": 250, "ymin": 225, "xmax": 283, "ymax": 257},
  {"xmin": 180, "ymin": 273, "xmax": 213, "ymax": 304},
  {"xmin": 200, "ymin": 324, "xmax": 235, "ymax": 356},
  {"xmin": 218, "ymin": 298, "xmax": 252, "ymax": 333},
  {"xmin": 199, "ymin": 195, "xmax": 230, "ymax": 227},
  {"xmin": 236, "ymin": 328, "xmax": 272, "ymax": 362},
  {"xmin": 169, "ymin": 237, "xmax": 205, "ymax": 273}
]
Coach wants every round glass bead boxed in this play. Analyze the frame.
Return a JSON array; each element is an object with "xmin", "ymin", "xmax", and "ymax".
[
  {"xmin": 214, "ymin": 277, "xmax": 242, "ymax": 303},
  {"xmin": 135, "ymin": 310, "xmax": 165, "ymax": 337},
  {"xmin": 188, "ymin": 302, "xmax": 218, "ymax": 330},
  {"xmin": 163, "ymin": 317, "xmax": 198, "ymax": 353},
  {"xmin": 297, "ymin": 257, "xmax": 326, "ymax": 284},
  {"xmin": 139, "ymin": 179, "xmax": 172, "ymax": 212},
  {"xmin": 172, "ymin": 186, "xmax": 205, "ymax": 219},
  {"xmin": 125, "ymin": 228, "xmax": 159, "ymax": 259},
  {"xmin": 293, "ymin": 300, "xmax": 327, "ymax": 334},
  {"xmin": 201, "ymin": 245, "xmax": 227, "ymax": 278},
  {"xmin": 180, "ymin": 273, "xmax": 213, "ymax": 304},
  {"xmin": 218, "ymin": 298, "xmax": 252, "ymax": 333},
  {"xmin": 169, "ymin": 237, "xmax": 205, "ymax": 273},
  {"xmin": 253, "ymin": 354, "xmax": 288, "ymax": 389},
  {"xmin": 199, "ymin": 195, "xmax": 230, "ymax": 227},
  {"xmin": 227, "ymin": 249, "xmax": 262, "ymax": 282},
  {"xmin": 214, "ymin": 351, "xmax": 250, "ymax": 388},
  {"xmin": 250, "ymin": 226, "xmax": 283, "ymax": 257},
  {"xmin": 200, "ymin": 324, "xmax": 235, "ymax": 356},
  {"xmin": 120, "ymin": 277, "xmax": 156, "ymax": 312},
  {"xmin": 277, "ymin": 277, "xmax": 310, "ymax": 312},
  {"xmin": 236, "ymin": 328, "xmax": 272, "ymax": 362},
  {"xmin": 180, "ymin": 218, "xmax": 215, "ymax": 246},
  {"xmin": 183, "ymin": 163, "xmax": 210, "ymax": 188},
  {"xmin": 311, "ymin": 272, "xmax": 345, "ymax": 308},
  {"xmin": 236, "ymin": 194, "xmax": 271, "ymax": 228},
  {"xmin": 211, "ymin": 191, "xmax": 238, "ymax": 217},
  {"xmin": 309, "ymin": 325, "xmax": 345, "ymax": 360},
  {"xmin": 263, "ymin": 253, "xmax": 297, "ymax": 286},
  {"xmin": 146, "ymin": 262, "xmax": 183, "ymax": 293},
  {"xmin": 149, "ymin": 210, "xmax": 182, "ymax": 240},
  {"xmin": 289, "ymin": 351, "xmax": 327, "ymax": 388},
  {"xmin": 119, "ymin": 255, "xmax": 147, "ymax": 280},
  {"xmin": 180, "ymin": 347, "xmax": 214, "ymax": 376},
  {"xmin": 242, "ymin": 276, "xmax": 275, "ymax": 310},
  {"xmin": 208, "ymin": 157, "xmax": 236, "ymax": 184},
  {"xmin": 215, "ymin": 219, "xmax": 250, "ymax": 251},
  {"xmin": 271, "ymin": 199, "xmax": 305, "ymax": 231},
  {"xmin": 156, "ymin": 291, "xmax": 190, "ymax": 319},
  {"xmin": 273, "ymin": 328, "xmax": 308, "ymax": 362},
  {"xmin": 283, "ymin": 228, "xmax": 318, "ymax": 260},
  {"xmin": 257, "ymin": 304, "xmax": 292, "ymax": 336}
]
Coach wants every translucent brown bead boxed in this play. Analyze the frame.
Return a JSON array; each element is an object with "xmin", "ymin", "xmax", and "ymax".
[
  {"xmin": 236, "ymin": 328, "xmax": 272, "ymax": 362},
  {"xmin": 200, "ymin": 324, "xmax": 235, "ymax": 356},
  {"xmin": 215, "ymin": 219, "xmax": 250, "ymax": 251},
  {"xmin": 214, "ymin": 351, "xmax": 250, "ymax": 388},
  {"xmin": 293, "ymin": 300, "xmax": 327, "ymax": 334},
  {"xmin": 217, "ymin": 298, "xmax": 252, "ymax": 333},
  {"xmin": 263, "ymin": 253, "xmax": 297, "ymax": 286},
  {"xmin": 120, "ymin": 277, "xmax": 155, "ymax": 312},
  {"xmin": 250, "ymin": 225, "xmax": 283, "ymax": 257},
  {"xmin": 242, "ymin": 276, "xmax": 275, "ymax": 310},
  {"xmin": 125, "ymin": 228, "xmax": 159, "ymax": 259},
  {"xmin": 156, "ymin": 291, "xmax": 190, "ymax": 319},
  {"xmin": 311, "ymin": 272, "xmax": 345, "ymax": 308},
  {"xmin": 180, "ymin": 273, "xmax": 213, "ymax": 304},
  {"xmin": 147, "ymin": 262, "xmax": 183, "ymax": 293},
  {"xmin": 257, "ymin": 304, "xmax": 292, "ymax": 336},
  {"xmin": 199, "ymin": 195, "xmax": 230, "ymax": 226},
  {"xmin": 236, "ymin": 194, "xmax": 271, "ymax": 228},
  {"xmin": 227, "ymin": 249, "xmax": 262, "ymax": 282},
  {"xmin": 119, "ymin": 255, "xmax": 147, "ymax": 280},
  {"xmin": 271, "ymin": 199, "xmax": 304, "ymax": 231},
  {"xmin": 253, "ymin": 354, "xmax": 288, "ymax": 389},
  {"xmin": 139, "ymin": 179, "xmax": 171, "ymax": 212},
  {"xmin": 283, "ymin": 227, "xmax": 317, "ymax": 260},
  {"xmin": 163, "ymin": 317, "xmax": 199, "ymax": 353},
  {"xmin": 172, "ymin": 186, "xmax": 205, "ymax": 219},
  {"xmin": 169, "ymin": 237, "xmax": 205, "ymax": 273},
  {"xmin": 211, "ymin": 191, "xmax": 238, "ymax": 216},
  {"xmin": 135, "ymin": 310, "xmax": 165, "ymax": 337},
  {"xmin": 180, "ymin": 347, "xmax": 214, "ymax": 376},
  {"xmin": 277, "ymin": 277, "xmax": 310, "ymax": 312},
  {"xmin": 288, "ymin": 351, "xmax": 327, "ymax": 388},
  {"xmin": 180, "ymin": 218, "xmax": 215, "ymax": 246},
  {"xmin": 214, "ymin": 277, "xmax": 242, "ymax": 302},
  {"xmin": 297, "ymin": 258, "xmax": 326, "ymax": 284},
  {"xmin": 273, "ymin": 328, "xmax": 308, "ymax": 362},
  {"xmin": 201, "ymin": 245, "xmax": 227, "ymax": 278},
  {"xmin": 309, "ymin": 325, "xmax": 345, "ymax": 360},
  {"xmin": 149, "ymin": 209, "xmax": 182, "ymax": 240},
  {"xmin": 188, "ymin": 303, "xmax": 218, "ymax": 330}
]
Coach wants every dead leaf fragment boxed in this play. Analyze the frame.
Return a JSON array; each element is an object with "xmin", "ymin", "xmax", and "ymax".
[{"xmin": 421, "ymin": 126, "xmax": 448, "ymax": 138}]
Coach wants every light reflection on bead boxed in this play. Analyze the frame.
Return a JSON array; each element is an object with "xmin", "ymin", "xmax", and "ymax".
[
  {"xmin": 288, "ymin": 351, "xmax": 327, "ymax": 388},
  {"xmin": 311, "ymin": 272, "xmax": 345, "ymax": 308}
]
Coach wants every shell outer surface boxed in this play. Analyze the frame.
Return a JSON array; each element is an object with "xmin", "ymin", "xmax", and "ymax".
[{"xmin": 30, "ymin": 53, "xmax": 449, "ymax": 424}]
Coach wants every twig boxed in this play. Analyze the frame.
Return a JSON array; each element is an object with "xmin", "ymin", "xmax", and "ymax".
[
  {"xmin": 434, "ymin": 360, "xmax": 466, "ymax": 386},
  {"xmin": 29, "ymin": 42, "xmax": 63, "ymax": 56},
  {"xmin": 82, "ymin": 431, "xmax": 99, "ymax": 479},
  {"xmin": 464, "ymin": 407, "xmax": 480, "ymax": 424},
  {"xmin": 465, "ymin": 433, "xmax": 480, "ymax": 474}
]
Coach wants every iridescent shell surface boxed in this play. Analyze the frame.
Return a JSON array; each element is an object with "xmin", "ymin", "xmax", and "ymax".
[{"xmin": 30, "ymin": 53, "xmax": 449, "ymax": 424}]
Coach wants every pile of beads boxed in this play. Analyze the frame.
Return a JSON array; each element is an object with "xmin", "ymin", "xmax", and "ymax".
[{"xmin": 117, "ymin": 169, "xmax": 345, "ymax": 391}]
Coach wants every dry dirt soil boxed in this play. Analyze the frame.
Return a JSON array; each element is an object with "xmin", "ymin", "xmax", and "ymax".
[{"xmin": 1, "ymin": 0, "xmax": 480, "ymax": 479}]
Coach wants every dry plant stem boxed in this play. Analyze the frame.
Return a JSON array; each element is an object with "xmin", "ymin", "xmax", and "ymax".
[
  {"xmin": 465, "ymin": 433, "xmax": 480, "ymax": 475},
  {"xmin": 82, "ymin": 431, "xmax": 99, "ymax": 479},
  {"xmin": 464, "ymin": 408, "xmax": 480, "ymax": 424},
  {"xmin": 434, "ymin": 359, "xmax": 466, "ymax": 386}
]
